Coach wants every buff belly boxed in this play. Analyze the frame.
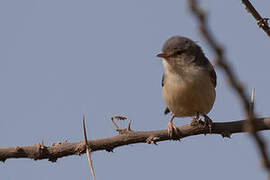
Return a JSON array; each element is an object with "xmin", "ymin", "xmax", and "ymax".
[{"xmin": 162, "ymin": 70, "xmax": 216, "ymax": 117}]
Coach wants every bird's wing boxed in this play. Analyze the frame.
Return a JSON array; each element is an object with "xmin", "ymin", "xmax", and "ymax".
[
  {"xmin": 162, "ymin": 73, "xmax": 171, "ymax": 114},
  {"xmin": 194, "ymin": 53, "xmax": 217, "ymax": 88},
  {"xmin": 206, "ymin": 58, "xmax": 217, "ymax": 88},
  {"xmin": 161, "ymin": 73, "xmax": 165, "ymax": 87},
  {"xmin": 209, "ymin": 66, "xmax": 217, "ymax": 88},
  {"xmin": 164, "ymin": 107, "xmax": 170, "ymax": 114}
]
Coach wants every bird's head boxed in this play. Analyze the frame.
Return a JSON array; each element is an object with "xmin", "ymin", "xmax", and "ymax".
[{"xmin": 157, "ymin": 36, "xmax": 203, "ymax": 70}]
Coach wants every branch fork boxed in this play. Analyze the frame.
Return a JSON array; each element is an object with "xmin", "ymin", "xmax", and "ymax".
[{"xmin": 111, "ymin": 116, "xmax": 133, "ymax": 134}]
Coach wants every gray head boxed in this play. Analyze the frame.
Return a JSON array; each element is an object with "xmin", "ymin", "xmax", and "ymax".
[
  {"xmin": 157, "ymin": 36, "xmax": 202, "ymax": 59},
  {"xmin": 157, "ymin": 36, "xmax": 205, "ymax": 72}
]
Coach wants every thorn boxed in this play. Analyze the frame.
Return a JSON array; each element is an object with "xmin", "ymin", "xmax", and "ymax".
[
  {"xmin": 56, "ymin": 142, "xmax": 62, "ymax": 145},
  {"xmin": 82, "ymin": 115, "xmax": 88, "ymax": 145},
  {"xmin": 171, "ymin": 137, "xmax": 181, "ymax": 141},
  {"xmin": 249, "ymin": 88, "xmax": 255, "ymax": 120},
  {"xmin": 82, "ymin": 115, "xmax": 96, "ymax": 180},
  {"xmin": 0, "ymin": 158, "xmax": 6, "ymax": 163},
  {"xmin": 105, "ymin": 148, "xmax": 114, "ymax": 152},
  {"xmin": 15, "ymin": 146, "xmax": 23, "ymax": 152},
  {"xmin": 257, "ymin": 18, "xmax": 269, "ymax": 28},
  {"xmin": 221, "ymin": 130, "xmax": 232, "ymax": 138},
  {"xmin": 127, "ymin": 120, "xmax": 132, "ymax": 131},
  {"xmin": 246, "ymin": 88, "xmax": 255, "ymax": 132},
  {"xmin": 146, "ymin": 136, "xmax": 160, "ymax": 145},
  {"xmin": 39, "ymin": 140, "xmax": 46, "ymax": 150},
  {"xmin": 250, "ymin": 88, "xmax": 255, "ymax": 112},
  {"xmin": 111, "ymin": 117, "xmax": 120, "ymax": 131},
  {"xmin": 48, "ymin": 157, "xmax": 58, "ymax": 163}
]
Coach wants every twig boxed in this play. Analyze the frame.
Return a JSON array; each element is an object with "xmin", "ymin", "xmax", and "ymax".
[
  {"xmin": 111, "ymin": 116, "xmax": 132, "ymax": 134},
  {"xmin": 1, "ymin": 117, "xmax": 270, "ymax": 162},
  {"xmin": 189, "ymin": 0, "xmax": 270, "ymax": 175},
  {"xmin": 111, "ymin": 117, "xmax": 120, "ymax": 131},
  {"xmin": 82, "ymin": 115, "xmax": 96, "ymax": 180},
  {"xmin": 113, "ymin": 115, "xmax": 127, "ymax": 121},
  {"xmin": 242, "ymin": 0, "xmax": 270, "ymax": 38}
]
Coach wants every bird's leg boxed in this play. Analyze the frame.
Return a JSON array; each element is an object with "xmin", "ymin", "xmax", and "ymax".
[
  {"xmin": 190, "ymin": 112, "xmax": 201, "ymax": 126},
  {"xmin": 203, "ymin": 114, "xmax": 213, "ymax": 134},
  {"xmin": 168, "ymin": 114, "xmax": 178, "ymax": 139}
]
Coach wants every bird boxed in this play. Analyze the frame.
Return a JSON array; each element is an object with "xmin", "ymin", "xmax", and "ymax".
[{"xmin": 156, "ymin": 36, "xmax": 217, "ymax": 138}]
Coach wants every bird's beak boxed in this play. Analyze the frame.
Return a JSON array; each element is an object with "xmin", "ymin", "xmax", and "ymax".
[{"xmin": 156, "ymin": 53, "xmax": 169, "ymax": 58}]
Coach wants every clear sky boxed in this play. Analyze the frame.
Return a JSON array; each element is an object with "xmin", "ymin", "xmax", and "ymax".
[{"xmin": 1, "ymin": 0, "xmax": 270, "ymax": 179}]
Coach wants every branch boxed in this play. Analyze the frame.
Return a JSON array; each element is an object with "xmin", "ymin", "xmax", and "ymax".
[
  {"xmin": 242, "ymin": 0, "xmax": 270, "ymax": 38},
  {"xmin": 1, "ymin": 117, "xmax": 270, "ymax": 162},
  {"xmin": 189, "ymin": 0, "xmax": 270, "ymax": 174}
]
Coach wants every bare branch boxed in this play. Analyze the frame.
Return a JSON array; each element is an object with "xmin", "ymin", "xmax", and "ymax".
[
  {"xmin": 188, "ymin": 0, "xmax": 270, "ymax": 175},
  {"xmin": 1, "ymin": 117, "xmax": 270, "ymax": 162},
  {"xmin": 241, "ymin": 0, "xmax": 270, "ymax": 38}
]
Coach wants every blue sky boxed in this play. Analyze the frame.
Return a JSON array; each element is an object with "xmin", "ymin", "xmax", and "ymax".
[{"xmin": 1, "ymin": 0, "xmax": 270, "ymax": 179}]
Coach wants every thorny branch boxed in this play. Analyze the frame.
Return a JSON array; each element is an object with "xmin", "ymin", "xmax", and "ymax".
[
  {"xmin": 241, "ymin": 0, "xmax": 270, "ymax": 38},
  {"xmin": 189, "ymin": 0, "xmax": 270, "ymax": 175},
  {"xmin": 1, "ymin": 3, "xmax": 270, "ymax": 180},
  {"xmin": 1, "ymin": 117, "xmax": 270, "ymax": 162}
]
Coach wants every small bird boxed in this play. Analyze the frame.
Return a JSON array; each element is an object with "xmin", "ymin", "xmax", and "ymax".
[{"xmin": 157, "ymin": 36, "xmax": 217, "ymax": 138}]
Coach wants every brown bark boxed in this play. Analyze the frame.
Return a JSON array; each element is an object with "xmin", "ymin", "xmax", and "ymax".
[{"xmin": 1, "ymin": 117, "xmax": 270, "ymax": 163}]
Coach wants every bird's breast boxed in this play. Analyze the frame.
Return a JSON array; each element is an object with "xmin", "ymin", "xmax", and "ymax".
[{"xmin": 162, "ymin": 67, "xmax": 215, "ymax": 117}]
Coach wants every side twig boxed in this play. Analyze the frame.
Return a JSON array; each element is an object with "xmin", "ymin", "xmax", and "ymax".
[
  {"xmin": 189, "ymin": 0, "xmax": 270, "ymax": 175},
  {"xmin": 111, "ymin": 116, "xmax": 132, "ymax": 134}
]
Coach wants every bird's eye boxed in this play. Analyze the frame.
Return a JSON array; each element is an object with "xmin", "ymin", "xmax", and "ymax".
[{"xmin": 175, "ymin": 50, "xmax": 183, "ymax": 56}]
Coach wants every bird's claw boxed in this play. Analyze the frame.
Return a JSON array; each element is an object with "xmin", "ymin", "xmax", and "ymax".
[
  {"xmin": 189, "ymin": 117, "xmax": 202, "ymax": 126},
  {"xmin": 168, "ymin": 121, "xmax": 180, "ymax": 140}
]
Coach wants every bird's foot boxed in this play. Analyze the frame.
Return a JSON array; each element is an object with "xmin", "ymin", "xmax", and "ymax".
[
  {"xmin": 168, "ymin": 121, "xmax": 179, "ymax": 140},
  {"xmin": 203, "ymin": 115, "xmax": 213, "ymax": 134},
  {"xmin": 189, "ymin": 117, "xmax": 202, "ymax": 126}
]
